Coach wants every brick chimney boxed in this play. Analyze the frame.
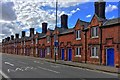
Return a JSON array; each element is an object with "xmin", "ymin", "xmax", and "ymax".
[
  {"xmin": 15, "ymin": 33, "xmax": 19, "ymax": 39},
  {"xmin": 30, "ymin": 28, "xmax": 34, "ymax": 37},
  {"xmin": 94, "ymin": 0, "xmax": 106, "ymax": 19},
  {"xmin": 42, "ymin": 22, "xmax": 47, "ymax": 33},
  {"xmin": 61, "ymin": 14, "xmax": 68, "ymax": 29},
  {"xmin": 5, "ymin": 38, "xmax": 7, "ymax": 42},
  {"xmin": 22, "ymin": 31, "xmax": 25, "ymax": 37},
  {"xmin": 7, "ymin": 37, "xmax": 10, "ymax": 41},
  {"xmin": 11, "ymin": 35, "xmax": 14, "ymax": 40}
]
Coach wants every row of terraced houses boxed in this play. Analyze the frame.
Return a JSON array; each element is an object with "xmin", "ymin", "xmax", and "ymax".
[{"xmin": 2, "ymin": 1, "xmax": 120, "ymax": 67}]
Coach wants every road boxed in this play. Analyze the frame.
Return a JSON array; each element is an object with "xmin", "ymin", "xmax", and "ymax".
[{"xmin": 0, "ymin": 53, "xmax": 119, "ymax": 79}]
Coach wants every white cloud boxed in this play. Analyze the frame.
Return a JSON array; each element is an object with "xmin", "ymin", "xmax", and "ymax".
[
  {"xmin": 26, "ymin": 31, "xmax": 30, "ymax": 37},
  {"xmin": 71, "ymin": 8, "xmax": 80, "ymax": 14},
  {"xmin": 86, "ymin": 14, "xmax": 91, "ymax": 18},
  {"xmin": 0, "ymin": 0, "xmax": 84, "ymax": 40},
  {"xmin": 105, "ymin": 4, "xmax": 118, "ymax": 13}
]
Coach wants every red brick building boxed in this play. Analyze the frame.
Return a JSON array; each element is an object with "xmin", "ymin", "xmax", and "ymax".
[{"xmin": 2, "ymin": 0, "xmax": 120, "ymax": 67}]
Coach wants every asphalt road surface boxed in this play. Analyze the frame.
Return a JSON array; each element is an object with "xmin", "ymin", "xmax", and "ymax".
[{"xmin": 0, "ymin": 53, "xmax": 119, "ymax": 80}]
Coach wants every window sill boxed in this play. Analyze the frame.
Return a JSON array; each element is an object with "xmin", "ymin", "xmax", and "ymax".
[
  {"xmin": 91, "ymin": 36, "xmax": 99, "ymax": 39},
  {"xmin": 76, "ymin": 38, "xmax": 81, "ymax": 40},
  {"xmin": 75, "ymin": 55, "xmax": 81, "ymax": 57},
  {"xmin": 90, "ymin": 56, "xmax": 99, "ymax": 58},
  {"xmin": 47, "ymin": 41, "xmax": 50, "ymax": 43},
  {"xmin": 47, "ymin": 53, "xmax": 50, "ymax": 55}
]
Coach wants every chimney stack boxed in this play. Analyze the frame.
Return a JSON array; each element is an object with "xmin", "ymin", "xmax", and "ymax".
[
  {"xmin": 61, "ymin": 14, "xmax": 68, "ymax": 29},
  {"xmin": 5, "ymin": 38, "xmax": 7, "ymax": 42},
  {"xmin": 94, "ymin": 0, "xmax": 106, "ymax": 19},
  {"xmin": 11, "ymin": 35, "xmax": 14, "ymax": 40},
  {"xmin": 22, "ymin": 31, "xmax": 25, "ymax": 37},
  {"xmin": 30, "ymin": 28, "xmax": 34, "ymax": 37},
  {"xmin": 15, "ymin": 33, "xmax": 19, "ymax": 39},
  {"xmin": 7, "ymin": 37, "xmax": 10, "ymax": 41},
  {"xmin": 42, "ymin": 22, "xmax": 47, "ymax": 33}
]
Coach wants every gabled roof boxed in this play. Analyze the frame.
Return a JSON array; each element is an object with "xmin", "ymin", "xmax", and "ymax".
[
  {"xmin": 38, "ymin": 33, "xmax": 46, "ymax": 39},
  {"xmin": 48, "ymin": 28, "xmax": 54, "ymax": 35},
  {"xmin": 75, "ymin": 19, "xmax": 89, "ymax": 29},
  {"xmin": 94, "ymin": 14, "xmax": 106, "ymax": 22},
  {"xmin": 59, "ymin": 28, "xmax": 74, "ymax": 35},
  {"xmin": 103, "ymin": 18, "xmax": 120, "ymax": 26},
  {"xmin": 90, "ymin": 14, "xmax": 106, "ymax": 24}
]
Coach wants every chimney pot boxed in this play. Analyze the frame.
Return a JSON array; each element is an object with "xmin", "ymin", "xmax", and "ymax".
[
  {"xmin": 22, "ymin": 31, "xmax": 25, "ymax": 37},
  {"xmin": 94, "ymin": 0, "xmax": 106, "ymax": 19},
  {"xmin": 30, "ymin": 28, "xmax": 34, "ymax": 37},
  {"xmin": 15, "ymin": 33, "xmax": 19, "ymax": 39},
  {"xmin": 11, "ymin": 35, "xmax": 14, "ymax": 40},
  {"xmin": 61, "ymin": 14, "xmax": 68, "ymax": 29},
  {"xmin": 7, "ymin": 37, "xmax": 10, "ymax": 41},
  {"xmin": 42, "ymin": 22, "xmax": 47, "ymax": 33}
]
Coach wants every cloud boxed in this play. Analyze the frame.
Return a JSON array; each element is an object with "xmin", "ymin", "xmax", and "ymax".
[
  {"xmin": 105, "ymin": 4, "xmax": 118, "ymax": 13},
  {"xmin": 86, "ymin": 14, "xmax": 91, "ymax": 18},
  {"xmin": 71, "ymin": 8, "xmax": 80, "ymax": 14},
  {"xmin": 0, "ymin": 0, "xmax": 86, "ymax": 42},
  {"xmin": 0, "ymin": 2, "xmax": 17, "ymax": 21}
]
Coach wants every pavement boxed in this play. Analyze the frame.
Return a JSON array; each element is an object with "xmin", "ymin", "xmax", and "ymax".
[
  {"xmin": 38, "ymin": 58, "xmax": 120, "ymax": 74},
  {"xmin": 1, "ymin": 53, "xmax": 120, "ymax": 79}
]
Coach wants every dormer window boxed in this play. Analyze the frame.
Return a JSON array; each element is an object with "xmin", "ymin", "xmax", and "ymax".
[
  {"xmin": 76, "ymin": 30, "xmax": 81, "ymax": 40},
  {"xmin": 91, "ymin": 27, "xmax": 98, "ymax": 38},
  {"xmin": 47, "ymin": 36, "xmax": 50, "ymax": 43}
]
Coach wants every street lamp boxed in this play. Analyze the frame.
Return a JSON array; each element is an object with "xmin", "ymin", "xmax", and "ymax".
[{"xmin": 54, "ymin": 0, "xmax": 58, "ymax": 62}]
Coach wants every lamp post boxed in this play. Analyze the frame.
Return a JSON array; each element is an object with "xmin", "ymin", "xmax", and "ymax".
[{"xmin": 55, "ymin": 0, "xmax": 58, "ymax": 62}]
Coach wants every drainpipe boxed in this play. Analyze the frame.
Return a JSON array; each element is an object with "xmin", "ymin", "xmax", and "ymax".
[
  {"xmin": 85, "ymin": 31, "xmax": 87, "ymax": 63},
  {"xmin": 82, "ymin": 28, "xmax": 88, "ymax": 63},
  {"xmin": 100, "ymin": 27, "xmax": 102, "ymax": 65}
]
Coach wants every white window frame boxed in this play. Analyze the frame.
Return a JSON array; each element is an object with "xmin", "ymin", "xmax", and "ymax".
[
  {"xmin": 47, "ymin": 47, "xmax": 50, "ymax": 55},
  {"xmin": 24, "ymin": 48, "xmax": 25, "ymax": 53},
  {"xmin": 75, "ymin": 47, "xmax": 81, "ymax": 57},
  {"xmin": 31, "ymin": 39, "xmax": 33, "ymax": 44},
  {"xmin": 91, "ymin": 47, "xmax": 99, "ymax": 58},
  {"xmin": 91, "ymin": 27, "xmax": 98, "ymax": 38},
  {"xmin": 24, "ymin": 41, "xmax": 25, "ymax": 45},
  {"xmin": 36, "ymin": 38, "xmax": 38, "ymax": 44},
  {"xmin": 76, "ymin": 30, "xmax": 81, "ymax": 40},
  {"xmin": 36, "ymin": 48, "xmax": 38, "ymax": 54},
  {"xmin": 54, "ymin": 47, "xmax": 58, "ymax": 55},
  {"xmin": 47, "ymin": 36, "xmax": 50, "ymax": 43},
  {"xmin": 54, "ymin": 35, "xmax": 58, "ymax": 42},
  {"xmin": 21, "ymin": 41, "xmax": 22, "ymax": 45}
]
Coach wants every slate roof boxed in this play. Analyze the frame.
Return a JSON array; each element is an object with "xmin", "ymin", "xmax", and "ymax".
[
  {"xmin": 59, "ymin": 28, "xmax": 74, "ymax": 35},
  {"xmin": 77, "ymin": 19, "xmax": 90, "ymax": 29},
  {"xmin": 38, "ymin": 33, "xmax": 46, "ymax": 39},
  {"xmin": 103, "ymin": 18, "xmax": 120, "ymax": 26}
]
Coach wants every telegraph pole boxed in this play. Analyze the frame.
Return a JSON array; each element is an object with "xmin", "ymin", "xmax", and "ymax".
[{"xmin": 55, "ymin": 0, "xmax": 58, "ymax": 62}]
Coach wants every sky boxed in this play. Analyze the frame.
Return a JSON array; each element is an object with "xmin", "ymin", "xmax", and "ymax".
[{"xmin": 0, "ymin": 0, "xmax": 119, "ymax": 42}]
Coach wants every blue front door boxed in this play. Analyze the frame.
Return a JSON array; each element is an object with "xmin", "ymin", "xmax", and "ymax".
[
  {"xmin": 61, "ymin": 49, "xmax": 64, "ymax": 60},
  {"xmin": 107, "ymin": 48, "xmax": 114, "ymax": 66},
  {"xmin": 68, "ymin": 48, "xmax": 72, "ymax": 61}
]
